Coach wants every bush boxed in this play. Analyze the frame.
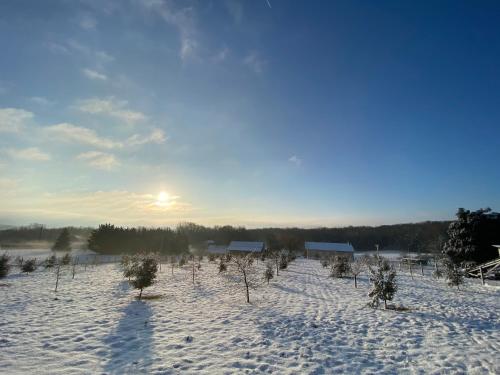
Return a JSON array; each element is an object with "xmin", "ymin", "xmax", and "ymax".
[
  {"xmin": 0, "ymin": 253, "xmax": 10, "ymax": 278},
  {"xmin": 208, "ymin": 253, "xmax": 217, "ymax": 262},
  {"xmin": 45, "ymin": 255, "xmax": 57, "ymax": 268},
  {"xmin": 368, "ymin": 258, "xmax": 397, "ymax": 309},
  {"xmin": 21, "ymin": 259, "xmax": 37, "ymax": 273},
  {"xmin": 444, "ymin": 258, "xmax": 464, "ymax": 290}
]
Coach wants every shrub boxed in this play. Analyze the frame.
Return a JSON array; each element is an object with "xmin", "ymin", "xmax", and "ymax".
[
  {"xmin": 279, "ymin": 253, "xmax": 288, "ymax": 270},
  {"xmin": 21, "ymin": 259, "xmax": 37, "ymax": 273},
  {"xmin": 0, "ymin": 253, "xmax": 10, "ymax": 278},
  {"xmin": 208, "ymin": 253, "xmax": 217, "ymax": 262},
  {"xmin": 444, "ymin": 258, "xmax": 464, "ymax": 290},
  {"xmin": 45, "ymin": 255, "xmax": 57, "ymax": 268},
  {"xmin": 368, "ymin": 258, "xmax": 397, "ymax": 309}
]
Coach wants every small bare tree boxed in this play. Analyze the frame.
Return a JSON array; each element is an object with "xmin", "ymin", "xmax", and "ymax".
[
  {"xmin": 218, "ymin": 257, "xmax": 227, "ymax": 273},
  {"xmin": 350, "ymin": 258, "xmax": 365, "ymax": 288},
  {"xmin": 228, "ymin": 254, "xmax": 259, "ymax": 303},
  {"xmin": 264, "ymin": 261, "xmax": 274, "ymax": 284}
]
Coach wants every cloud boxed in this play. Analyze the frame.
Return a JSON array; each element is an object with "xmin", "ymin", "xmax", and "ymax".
[
  {"xmin": 0, "ymin": 108, "xmax": 34, "ymax": 132},
  {"xmin": 212, "ymin": 47, "xmax": 229, "ymax": 63},
  {"xmin": 76, "ymin": 97, "xmax": 147, "ymax": 124},
  {"xmin": 6, "ymin": 147, "xmax": 51, "ymax": 161},
  {"xmin": 46, "ymin": 123, "xmax": 122, "ymax": 149},
  {"xmin": 288, "ymin": 155, "xmax": 302, "ymax": 167},
  {"xmin": 139, "ymin": 0, "xmax": 198, "ymax": 61},
  {"xmin": 224, "ymin": 0, "xmax": 243, "ymax": 24},
  {"xmin": 30, "ymin": 97, "xmax": 55, "ymax": 106},
  {"xmin": 127, "ymin": 128, "xmax": 167, "ymax": 146},
  {"xmin": 79, "ymin": 13, "xmax": 97, "ymax": 30},
  {"xmin": 243, "ymin": 51, "xmax": 266, "ymax": 74},
  {"xmin": 77, "ymin": 151, "xmax": 120, "ymax": 170},
  {"xmin": 82, "ymin": 68, "xmax": 107, "ymax": 81},
  {"xmin": 0, "ymin": 178, "xmax": 18, "ymax": 189},
  {"xmin": 47, "ymin": 39, "xmax": 114, "ymax": 66}
]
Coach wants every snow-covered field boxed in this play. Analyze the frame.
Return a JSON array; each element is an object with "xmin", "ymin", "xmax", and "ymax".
[{"xmin": 1, "ymin": 258, "xmax": 498, "ymax": 374}]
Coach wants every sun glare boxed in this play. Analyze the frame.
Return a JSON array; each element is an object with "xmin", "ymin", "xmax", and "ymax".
[{"xmin": 156, "ymin": 191, "xmax": 170, "ymax": 207}]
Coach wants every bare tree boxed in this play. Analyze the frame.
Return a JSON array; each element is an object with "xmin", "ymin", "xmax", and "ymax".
[
  {"xmin": 228, "ymin": 254, "xmax": 259, "ymax": 303},
  {"xmin": 350, "ymin": 258, "xmax": 365, "ymax": 288},
  {"xmin": 264, "ymin": 261, "xmax": 274, "ymax": 284}
]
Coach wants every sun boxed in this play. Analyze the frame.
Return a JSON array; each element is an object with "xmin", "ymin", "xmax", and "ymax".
[{"xmin": 156, "ymin": 191, "xmax": 170, "ymax": 207}]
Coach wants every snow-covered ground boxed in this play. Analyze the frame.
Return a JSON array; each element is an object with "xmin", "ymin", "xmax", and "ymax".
[{"xmin": 1, "ymin": 258, "xmax": 498, "ymax": 374}]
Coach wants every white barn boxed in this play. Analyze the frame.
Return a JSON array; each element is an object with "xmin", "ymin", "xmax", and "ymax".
[
  {"xmin": 227, "ymin": 241, "xmax": 265, "ymax": 254},
  {"xmin": 304, "ymin": 242, "xmax": 354, "ymax": 259}
]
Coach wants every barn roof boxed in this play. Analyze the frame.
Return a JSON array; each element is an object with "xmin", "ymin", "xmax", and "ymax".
[
  {"xmin": 227, "ymin": 241, "xmax": 265, "ymax": 252},
  {"xmin": 304, "ymin": 242, "xmax": 354, "ymax": 252}
]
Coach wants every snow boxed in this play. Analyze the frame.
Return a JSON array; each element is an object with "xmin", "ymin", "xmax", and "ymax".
[
  {"xmin": 305, "ymin": 242, "xmax": 354, "ymax": 252},
  {"xmin": 1, "ymin": 257, "xmax": 499, "ymax": 374}
]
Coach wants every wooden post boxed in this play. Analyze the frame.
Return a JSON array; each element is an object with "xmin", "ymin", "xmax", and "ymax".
[
  {"xmin": 420, "ymin": 262, "xmax": 424, "ymax": 276},
  {"xmin": 55, "ymin": 265, "xmax": 61, "ymax": 292},
  {"xmin": 72, "ymin": 261, "xmax": 76, "ymax": 279},
  {"xmin": 479, "ymin": 267, "xmax": 484, "ymax": 285}
]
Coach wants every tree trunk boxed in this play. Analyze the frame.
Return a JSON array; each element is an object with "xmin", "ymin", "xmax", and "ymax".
[
  {"xmin": 384, "ymin": 298, "xmax": 387, "ymax": 309},
  {"xmin": 354, "ymin": 275, "xmax": 357, "ymax": 288},
  {"xmin": 192, "ymin": 262, "xmax": 195, "ymax": 284},
  {"xmin": 139, "ymin": 288, "xmax": 143, "ymax": 300},
  {"xmin": 54, "ymin": 265, "xmax": 60, "ymax": 292},
  {"xmin": 409, "ymin": 261, "xmax": 413, "ymax": 280},
  {"xmin": 244, "ymin": 274, "xmax": 250, "ymax": 303},
  {"xmin": 420, "ymin": 263, "xmax": 424, "ymax": 276}
]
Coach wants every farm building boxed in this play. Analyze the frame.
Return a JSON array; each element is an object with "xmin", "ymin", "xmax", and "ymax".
[
  {"xmin": 304, "ymin": 242, "xmax": 354, "ymax": 259},
  {"xmin": 227, "ymin": 241, "xmax": 265, "ymax": 255},
  {"xmin": 207, "ymin": 244, "xmax": 227, "ymax": 255}
]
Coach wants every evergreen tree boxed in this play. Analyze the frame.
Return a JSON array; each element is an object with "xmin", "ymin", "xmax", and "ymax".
[
  {"xmin": 60, "ymin": 253, "xmax": 71, "ymax": 265},
  {"xmin": 443, "ymin": 257, "xmax": 464, "ymax": 290},
  {"xmin": 330, "ymin": 256, "xmax": 351, "ymax": 278},
  {"xmin": 44, "ymin": 254, "xmax": 57, "ymax": 268},
  {"xmin": 218, "ymin": 257, "xmax": 227, "ymax": 273},
  {"xmin": 368, "ymin": 258, "xmax": 397, "ymax": 309},
  {"xmin": 0, "ymin": 253, "xmax": 10, "ymax": 279},
  {"xmin": 52, "ymin": 228, "xmax": 71, "ymax": 251},
  {"xmin": 127, "ymin": 253, "xmax": 158, "ymax": 299},
  {"xmin": 21, "ymin": 259, "xmax": 37, "ymax": 273}
]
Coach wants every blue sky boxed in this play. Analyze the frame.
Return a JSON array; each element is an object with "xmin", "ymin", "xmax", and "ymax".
[{"xmin": 0, "ymin": 0, "xmax": 499, "ymax": 227}]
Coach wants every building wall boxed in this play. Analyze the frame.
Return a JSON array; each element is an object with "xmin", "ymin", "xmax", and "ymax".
[{"xmin": 306, "ymin": 250, "xmax": 354, "ymax": 260}]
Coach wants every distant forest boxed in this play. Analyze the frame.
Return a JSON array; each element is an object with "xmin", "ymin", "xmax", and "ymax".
[
  {"xmin": 0, "ymin": 221, "xmax": 450, "ymax": 254},
  {"xmin": 0, "ymin": 224, "xmax": 92, "ymax": 246}
]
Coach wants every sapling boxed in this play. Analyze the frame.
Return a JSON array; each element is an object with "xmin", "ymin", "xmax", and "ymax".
[
  {"xmin": 350, "ymin": 258, "xmax": 365, "ymax": 288},
  {"xmin": 279, "ymin": 253, "xmax": 288, "ymax": 270},
  {"xmin": 60, "ymin": 253, "xmax": 71, "ymax": 266},
  {"xmin": 218, "ymin": 257, "xmax": 227, "ymax": 273},
  {"xmin": 54, "ymin": 264, "xmax": 61, "ymax": 292},
  {"xmin": 208, "ymin": 253, "xmax": 217, "ymax": 262},
  {"xmin": 264, "ymin": 262, "xmax": 274, "ymax": 284},
  {"xmin": 45, "ymin": 254, "xmax": 57, "ymax": 268},
  {"xmin": 444, "ymin": 258, "xmax": 464, "ymax": 290},
  {"xmin": 228, "ymin": 254, "xmax": 259, "ymax": 303},
  {"xmin": 21, "ymin": 259, "xmax": 37, "ymax": 273},
  {"xmin": 330, "ymin": 256, "xmax": 351, "ymax": 278},
  {"xmin": 0, "ymin": 253, "xmax": 10, "ymax": 278},
  {"xmin": 128, "ymin": 253, "xmax": 158, "ymax": 299},
  {"xmin": 368, "ymin": 258, "xmax": 397, "ymax": 309}
]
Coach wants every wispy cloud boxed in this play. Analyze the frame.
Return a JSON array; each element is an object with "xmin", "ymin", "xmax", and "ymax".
[
  {"xmin": 212, "ymin": 47, "xmax": 229, "ymax": 63},
  {"xmin": 82, "ymin": 68, "xmax": 108, "ymax": 81},
  {"xmin": 6, "ymin": 147, "xmax": 51, "ymax": 161},
  {"xmin": 47, "ymin": 39, "xmax": 113, "ymax": 66},
  {"xmin": 46, "ymin": 123, "xmax": 122, "ymax": 149},
  {"xmin": 76, "ymin": 97, "xmax": 147, "ymax": 124},
  {"xmin": 288, "ymin": 155, "xmax": 302, "ymax": 167},
  {"xmin": 76, "ymin": 151, "xmax": 119, "ymax": 170},
  {"xmin": 127, "ymin": 128, "xmax": 167, "ymax": 146},
  {"xmin": 243, "ymin": 51, "xmax": 266, "ymax": 74},
  {"xmin": 30, "ymin": 97, "xmax": 55, "ymax": 106},
  {"xmin": 140, "ymin": 0, "xmax": 198, "ymax": 61},
  {"xmin": 224, "ymin": 0, "xmax": 243, "ymax": 24},
  {"xmin": 79, "ymin": 13, "xmax": 97, "ymax": 30},
  {"xmin": 0, "ymin": 108, "xmax": 34, "ymax": 133}
]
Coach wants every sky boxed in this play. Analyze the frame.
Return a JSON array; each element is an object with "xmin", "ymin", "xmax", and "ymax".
[{"xmin": 0, "ymin": 0, "xmax": 499, "ymax": 228}]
